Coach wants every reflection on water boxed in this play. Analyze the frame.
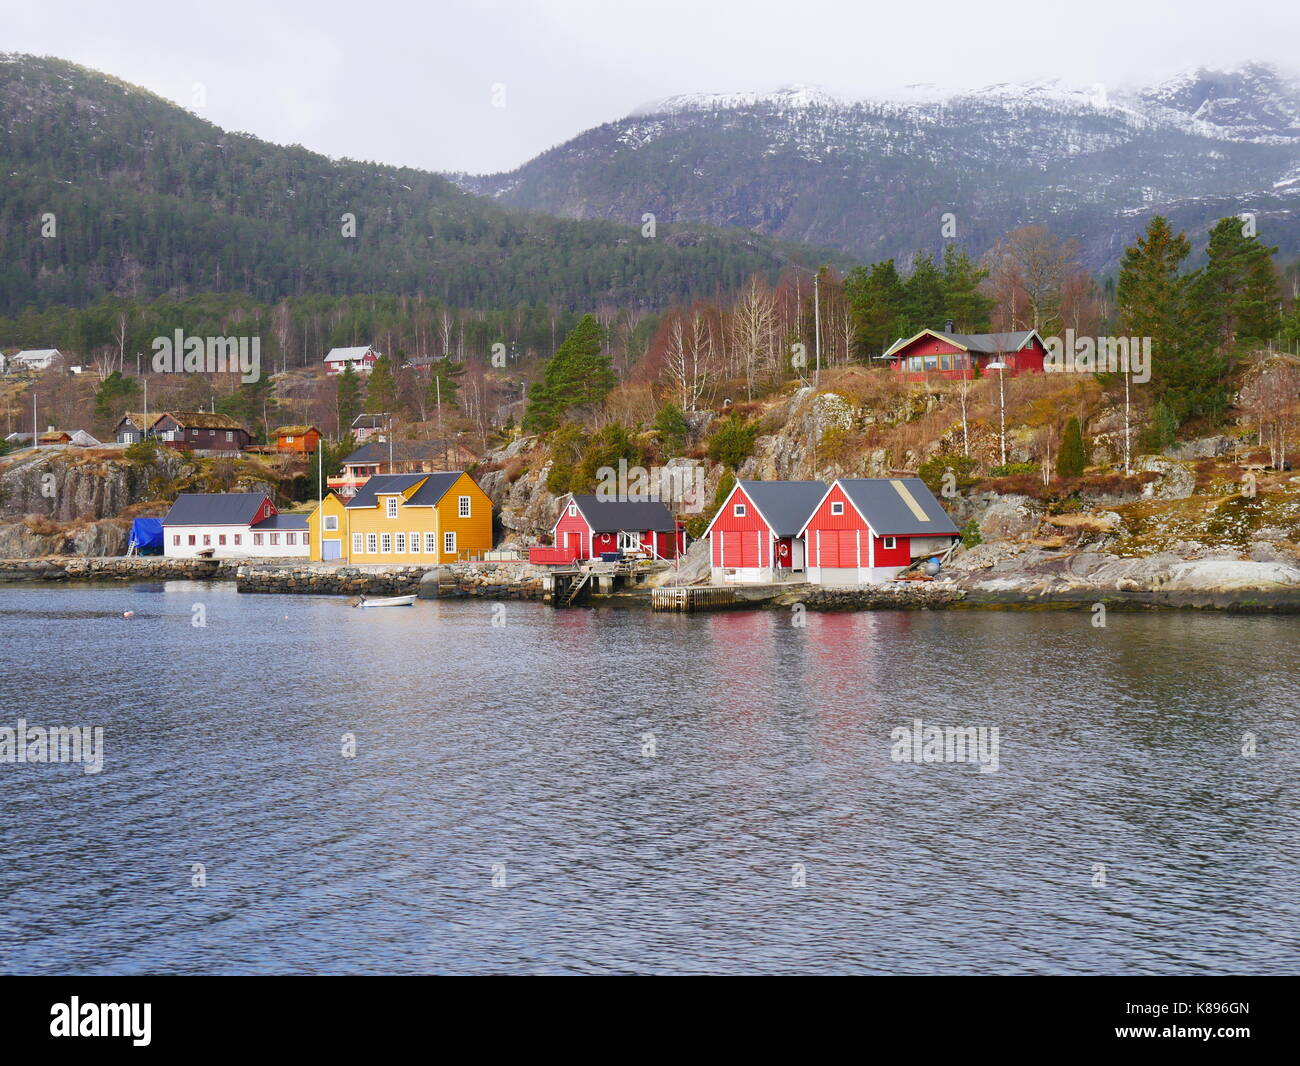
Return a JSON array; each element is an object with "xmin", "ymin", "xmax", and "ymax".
[{"xmin": 0, "ymin": 581, "xmax": 1297, "ymax": 975}]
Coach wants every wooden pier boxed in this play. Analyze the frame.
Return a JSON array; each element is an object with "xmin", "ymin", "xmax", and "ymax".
[{"xmin": 651, "ymin": 586, "xmax": 738, "ymax": 613}]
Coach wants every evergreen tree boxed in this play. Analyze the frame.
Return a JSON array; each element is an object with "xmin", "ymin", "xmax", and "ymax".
[
  {"xmin": 92, "ymin": 370, "xmax": 140, "ymax": 429},
  {"xmin": 845, "ymin": 260, "xmax": 907, "ymax": 358},
  {"xmin": 902, "ymin": 251, "xmax": 947, "ymax": 334},
  {"xmin": 941, "ymin": 245, "xmax": 994, "ymax": 332},
  {"xmin": 336, "ymin": 364, "xmax": 362, "ymax": 435},
  {"xmin": 653, "ymin": 402, "xmax": 689, "ymax": 455},
  {"xmin": 427, "ymin": 356, "xmax": 465, "ymax": 409},
  {"xmin": 524, "ymin": 314, "xmax": 615, "ymax": 433},
  {"xmin": 1195, "ymin": 217, "xmax": 1282, "ymax": 350},
  {"xmin": 1056, "ymin": 416, "xmax": 1086, "ymax": 478},
  {"xmin": 365, "ymin": 354, "xmax": 397, "ymax": 414}
]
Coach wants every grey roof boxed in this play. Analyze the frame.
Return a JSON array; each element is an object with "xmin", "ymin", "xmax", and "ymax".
[
  {"xmin": 163, "ymin": 492, "xmax": 270, "ymax": 526},
  {"xmin": 254, "ymin": 514, "xmax": 309, "ymax": 530},
  {"xmin": 345, "ymin": 473, "xmax": 429, "ymax": 509},
  {"xmin": 406, "ymin": 472, "xmax": 464, "ymax": 507},
  {"xmin": 343, "ymin": 441, "xmax": 464, "ymax": 465},
  {"xmin": 736, "ymin": 480, "xmax": 828, "ymax": 536},
  {"xmin": 835, "ymin": 479, "xmax": 959, "ymax": 537},
  {"xmin": 569, "ymin": 495, "xmax": 677, "ymax": 533},
  {"xmin": 884, "ymin": 329, "xmax": 1038, "ymax": 358}
]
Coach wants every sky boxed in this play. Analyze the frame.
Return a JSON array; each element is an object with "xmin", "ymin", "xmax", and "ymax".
[{"xmin": 3, "ymin": 0, "xmax": 1298, "ymax": 174}]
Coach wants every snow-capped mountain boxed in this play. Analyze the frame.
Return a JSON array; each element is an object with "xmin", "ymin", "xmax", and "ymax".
[{"xmin": 453, "ymin": 63, "xmax": 1300, "ymax": 270}]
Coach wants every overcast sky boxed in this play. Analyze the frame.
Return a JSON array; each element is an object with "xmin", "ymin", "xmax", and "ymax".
[{"xmin": 4, "ymin": 0, "xmax": 1298, "ymax": 174}]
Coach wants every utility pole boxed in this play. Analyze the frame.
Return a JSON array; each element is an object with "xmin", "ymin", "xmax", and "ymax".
[
  {"xmin": 813, "ymin": 270, "xmax": 822, "ymax": 388},
  {"xmin": 32, "ymin": 390, "xmax": 37, "ymax": 450}
]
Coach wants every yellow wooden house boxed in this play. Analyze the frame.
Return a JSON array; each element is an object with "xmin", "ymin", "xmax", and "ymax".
[{"xmin": 307, "ymin": 472, "xmax": 493, "ymax": 564}]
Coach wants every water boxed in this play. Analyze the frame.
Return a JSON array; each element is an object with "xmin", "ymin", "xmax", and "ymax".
[{"xmin": 1, "ymin": 581, "xmax": 1297, "ymax": 975}]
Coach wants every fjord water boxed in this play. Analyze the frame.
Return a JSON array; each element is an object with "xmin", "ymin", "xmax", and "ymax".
[{"xmin": 1, "ymin": 581, "xmax": 1297, "ymax": 976}]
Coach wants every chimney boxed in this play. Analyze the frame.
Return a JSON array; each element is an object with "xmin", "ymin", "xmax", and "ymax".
[{"xmin": 945, "ymin": 320, "xmax": 955, "ymax": 334}]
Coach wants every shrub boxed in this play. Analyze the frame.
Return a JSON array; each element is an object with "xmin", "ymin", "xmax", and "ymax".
[
  {"xmin": 960, "ymin": 519, "xmax": 982, "ymax": 548},
  {"xmin": 918, "ymin": 453, "xmax": 980, "ymax": 495},
  {"xmin": 1056, "ymin": 416, "xmax": 1086, "ymax": 478},
  {"xmin": 706, "ymin": 415, "xmax": 758, "ymax": 469},
  {"xmin": 124, "ymin": 439, "xmax": 159, "ymax": 464}
]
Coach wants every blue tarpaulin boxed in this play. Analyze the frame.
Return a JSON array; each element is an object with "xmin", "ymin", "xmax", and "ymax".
[{"xmin": 128, "ymin": 518, "xmax": 164, "ymax": 555}]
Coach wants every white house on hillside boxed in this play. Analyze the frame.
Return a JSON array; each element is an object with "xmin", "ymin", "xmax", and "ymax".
[{"xmin": 10, "ymin": 349, "xmax": 64, "ymax": 371}]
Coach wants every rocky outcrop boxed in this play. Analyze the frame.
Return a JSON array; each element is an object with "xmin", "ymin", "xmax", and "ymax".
[
  {"xmin": 0, "ymin": 518, "xmax": 130, "ymax": 557},
  {"xmin": 0, "ymin": 447, "xmax": 165, "ymax": 520}
]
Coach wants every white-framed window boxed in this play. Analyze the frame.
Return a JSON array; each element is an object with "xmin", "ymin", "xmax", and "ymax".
[
  {"xmin": 734, "ymin": 503, "xmax": 746, "ymax": 517},
  {"xmin": 395, "ymin": 532, "xmax": 406, "ymax": 553},
  {"xmin": 882, "ymin": 536, "xmax": 896, "ymax": 550},
  {"xmin": 443, "ymin": 531, "xmax": 456, "ymax": 556},
  {"xmin": 568, "ymin": 503, "xmax": 577, "ymax": 517},
  {"xmin": 324, "ymin": 515, "xmax": 338, "ymax": 531},
  {"xmin": 226, "ymin": 431, "xmax": 233, "ymax": 442},
  {"xmin": 425, "ymin": 532, "xmax": 438, "ymax": 553},
  {"xmin": 458, "ymin": 495, "xmax": 471, "ymax": 518},
  {"xmin": 366, "ymin": 533, "xmax": 378, "ymax": 553},
  {"xmin": 285, "ymin": 436, "xmax": 294, "ymax": 444},
  {"xmin": 385, "ymin": 497, "xmax": 398, "ymax": 519},
  {"xmin": 353, "ymin": 533, "xmax": 364, "ymax": 554},
  {"xmin": 409, "ymin": 531, "xmax": 420, "ymax": 553},
  {"xmin": 381, "ymin": 533, "xmax": 392, "ymax": 553},
  {"xmin": 831, "ymin": 501, "xmax": 845, "ymax": 515},
  {"xmin": 618, "ymin": 531, "xmax": 640, "ymax": 551}
]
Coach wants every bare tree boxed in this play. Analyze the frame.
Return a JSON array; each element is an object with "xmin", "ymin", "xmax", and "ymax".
[{"xmin": 731, "ymin": 277, "xmax": 779, "ymax": 400}]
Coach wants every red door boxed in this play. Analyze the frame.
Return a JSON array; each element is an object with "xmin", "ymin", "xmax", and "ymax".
[{"xmin": 820, "ymin": 530, "xmax": 858, "ymax": 567}]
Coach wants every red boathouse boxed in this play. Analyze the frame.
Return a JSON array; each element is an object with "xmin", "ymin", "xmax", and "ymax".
[
  {"xmin": 703, "ymin": 479, "xmax": 827, "ymax": 583},
  {"xmin": 534, "ymin": 495, "xmax": 685, "ymax": 563}
]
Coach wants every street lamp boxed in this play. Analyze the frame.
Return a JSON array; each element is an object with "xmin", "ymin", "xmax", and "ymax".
[{"xmin": 986, "ymin": 361, "xmax": 1008, "ymax": 467}]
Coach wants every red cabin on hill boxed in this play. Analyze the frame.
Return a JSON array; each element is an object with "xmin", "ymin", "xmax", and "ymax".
[
  {"xmin": 703, "ymin": 479, "xmax": 827, "ymax": 583},
  {"xmin": 799, "ymin": 478, "xmax": 960, "ymax": 584},
  {"xmin": 532, "ymin": 495, "xmax": 685, "ymax": 564},
  {"xmin": 883, "ymin": 328, "xmax": 1047, "ymax": 380}
]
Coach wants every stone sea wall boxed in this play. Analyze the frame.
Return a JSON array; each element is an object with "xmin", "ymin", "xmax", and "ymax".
[
  {"xmin": 0, "ymin": 556, "xmax": 240, "ymax": 581},
  {"xmin": 235, "ymin": 560, "xmax": 549, "ymax": 599}
]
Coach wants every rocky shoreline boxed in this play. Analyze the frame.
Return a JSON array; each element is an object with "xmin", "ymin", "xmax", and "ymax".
[{"xmin": 2, "ymin": 550, "xmax": 1300, "ymax": 612}]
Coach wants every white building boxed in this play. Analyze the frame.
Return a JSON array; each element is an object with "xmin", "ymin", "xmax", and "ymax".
[
  {"xmin": 162, "ymin": 492, "xmax": 310, "ymax": 559},
  {"xmin": 10, "ymin": 349, "xmax": 64, "ymax": 371}
]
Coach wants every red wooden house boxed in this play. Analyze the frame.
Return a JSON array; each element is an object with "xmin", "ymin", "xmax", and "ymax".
[
  {"xmin": 703, "ymin": 479, "xmax": 827, "ymax": 583},
  {"xmin": 799, "ymin": 478, "xmax": 960, "ymax": 584},
  {"xmin": 883, "ymin": 328, "xmax": 1047, "ymax": 381},
  {"xmin": 532, "ymin": 495, "xmax": 685, "ymax": 564}
]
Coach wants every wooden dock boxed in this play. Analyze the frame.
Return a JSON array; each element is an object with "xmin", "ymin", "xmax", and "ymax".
[{"xmin": 651, "ymin": 586, "xmax": 738, "ymax": 613}]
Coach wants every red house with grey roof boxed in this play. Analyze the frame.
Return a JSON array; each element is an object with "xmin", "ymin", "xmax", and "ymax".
[
  {"xmin": 883, "ymin": 327, "xmax": 1047, "ymax": 380},
  {"xmin": 703, "ymin": 479, "xmax": 827, "ymax": 583},
  {"xmin": 530, "ymin": 495, "xmax": 685, "ymax": 564},
  {"xmin": 799, "ymin": 478, "xmax": 960, "ymax": 584}
]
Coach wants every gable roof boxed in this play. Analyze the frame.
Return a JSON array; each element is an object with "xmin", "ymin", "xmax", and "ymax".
[
  {"xmin": 343, "ymin": 440, "xmax": 467, "ymax": 466},
  {"xmin": 13, "ymin": 349, "xmax": 62, "ymax": 360},
  {"xmin": 273, "ymin": 425, "xmax": 319, "ymax": 437},
  {"xmin": 117, "ymin": 412, "xmax": 158, "ymax": 429},
  {"xmin": 344, "ymin": 473, "xmax": 428, "ymax": 509},
  {"xmin": 253, "ymin": 513, "xmax": 310, "ymax": 530},
  {"xmin": 736, "ymin": 480, "xmax": 828, "ymax": 536},
  {"xmin": 163, "ymin": 492, "xmax": 270, "ymax": 526},
  {"xmin": 405, "ymin": 472, "xmax": 466, "ymax": 507},
  {"xmin": 566, "ymin": 495, "xmax": 677, "ymax": 533},
  {"xmin": 351, "ymin": 413, "xmax": 389, "ymax": 429},
  {"xmin": 883, "ymin": 329, "xmax": 1042, "ymax": 359},
  {"xmin": 807, "ymin": 478, "xmax": 959, "ymax": 537},
  {"xmin": 158, "ymin": 411, "xmax": 248, "ymax": 431},
  {"xmin": 325, "ymin": 346, "xmax": 378, "ymax": 363}
]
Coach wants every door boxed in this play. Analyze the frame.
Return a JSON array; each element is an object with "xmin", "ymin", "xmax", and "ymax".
[{"xmin": 322, "ymin": 539, "xmax": 342, "ymax": 560}]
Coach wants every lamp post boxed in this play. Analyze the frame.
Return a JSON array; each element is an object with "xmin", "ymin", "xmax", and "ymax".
[{"xmin": 987, "ymin": 361, "xmax": 1008, "ymax": 467}]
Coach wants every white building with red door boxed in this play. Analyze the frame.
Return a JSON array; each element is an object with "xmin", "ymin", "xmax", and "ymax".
[
  {"xmin": 533, "ymin": 495, "xmax": 685, "ymax": 563},
  {"xmin": 799, "ymin": 478, "xmax": 960, "ymax": 584},
  {"xmin": 703, "ymin": 479, "xmax": 827, "ymax": 583}
]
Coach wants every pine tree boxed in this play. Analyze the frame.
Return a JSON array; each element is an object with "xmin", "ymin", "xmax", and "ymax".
[
  {"xmin": 524, "ymin": 314, "xmax": 615, "ymax": 433},
  {"xmin": 941, "ymin": 245, "xmax": 994, "ymax": 332},
  {"xmin": 1195, "ymin": 217, "xmax": 1282, "ymax": 350},
  {"xmin": 92, "ymin": 370, "xmax": 140, "ymax": 429},
  {"xmin": 653, "ymin": 402, "xmax": 689, "ymax": 455},
  {"xmin": 336, "ymin": 364, "xmax": 362, "ymax": 434},
  {"xmin": 365, "ymin": 354, "xmax": 397, "ymax": 414},
  {"xmin": 902, "ymin": 251, "xmax": 947, "ymax": 334},
  {"xmin": 427, "ymin": 356, "xmax": 465, "ymax": 409},
  {"xmin": 844, "ymin": 260, "xmax": 907, "ymax": 358},
  {"xmin": 1056, "ymin": 416, "xmax": 1086, "ymax": 478}
]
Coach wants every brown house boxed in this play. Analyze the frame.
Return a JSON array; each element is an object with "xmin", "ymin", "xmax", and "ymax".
[
  {"xmin": 153, "ymin": 412, "xmax": 252, "ymax": 452},
  {"xmin": 273, "ymin": 425, "xmax": 322, "ymax": 453}
]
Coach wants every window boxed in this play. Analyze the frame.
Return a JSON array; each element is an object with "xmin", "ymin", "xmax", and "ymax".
[
  {"xmin": 233, "ymin": 535, "xmax": 241, "ymax": 546},
  {"xmin": 458, "ymin": 496, "xmax": 471, "ymax": 518},
  {"xmin": 734, "ymin": 503, "xmax": 746, "ymax": 517},
  {"xmin": 381, "ymin": 533, "xmax": 392, "ymax": 553},
  {"xmin": 395, "ymin": 533, "xmax": 406, "ymax": 553},
  {"xmin": 386, "ymin": 497, "xmax": 398, "ymax": 519},
  {"xmin": 203, "ymin": 534, "xmax": 211, "ymax": 546},
  {"xmin": 410, "ymin": 531, "xmax": 420, "ymax": 553},
  {"xmin": 270, "ymin": 533, "xmax": 280, "ymax": 545},
  {"xmin": 324, "ymin": 515, "xmax": 338, "ymax": 531},
  {"xmin": 882, "ymin": 536, "xmax": 896, "ymax": 550},
  {"xmin": 366, "ymin": 533, "xmax": 377, "ymax": 554},
  {"xmin": 218, "ymin": 534, "xmax": 227, "ymax": 546},
  {"xmin": 226, "ymin": 431, "xmax": 233, "ymax": 442},
  {"xmin": 618, "ymin": 531, "xmax": 640, "ymax": 551},
  {"xmin": 924, "ymin": 356, "xmax": 938, "ymax": 371},
  {"xmin": 209, "ymin": 429, "xmax": 216, "ymax": 437},
  {"xmin": 253, "ymin": 533, "xmax": 264, "ymax": 546},
  {"xmin": 188, "ymin": 535, "xmax": 196, "ymax": 545},
  {"xmin": 831, "ymin": 501, "xmax": 845, "ymax": 515},
  {"xmin": 287, "ymin": 533, "xmax": 297, "ymax": 545},
  {"xmin": 353, "ymin": 533, "xmax": 364, "ymax": 554},
  {"xmin": 173, "ymin": 535, "xmax": 180, "ymax": 546},
  {"xmin": 568, "ymin": 503, "xmax": 577, "ymax": 517},
  {"xmin": 443, "ymin": 531, "xmax": 456, "ymax": 556},
  {"xmin": 425, "ymin": 532, "xmax": 438, "ymax": 553},
  {"xmin": 285, "ymin": 436, "xmax": 294, "ymax": 444}
]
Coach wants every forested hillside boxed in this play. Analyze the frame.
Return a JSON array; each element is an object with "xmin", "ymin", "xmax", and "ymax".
[{"xmin": 0, "ymin": 55, "xmax": 831, "ymax": 315}]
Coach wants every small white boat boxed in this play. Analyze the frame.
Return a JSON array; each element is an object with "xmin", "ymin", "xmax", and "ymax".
[{"xmin": 355, "ymin": 594, "xmax": 416, "ymax": 608}]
